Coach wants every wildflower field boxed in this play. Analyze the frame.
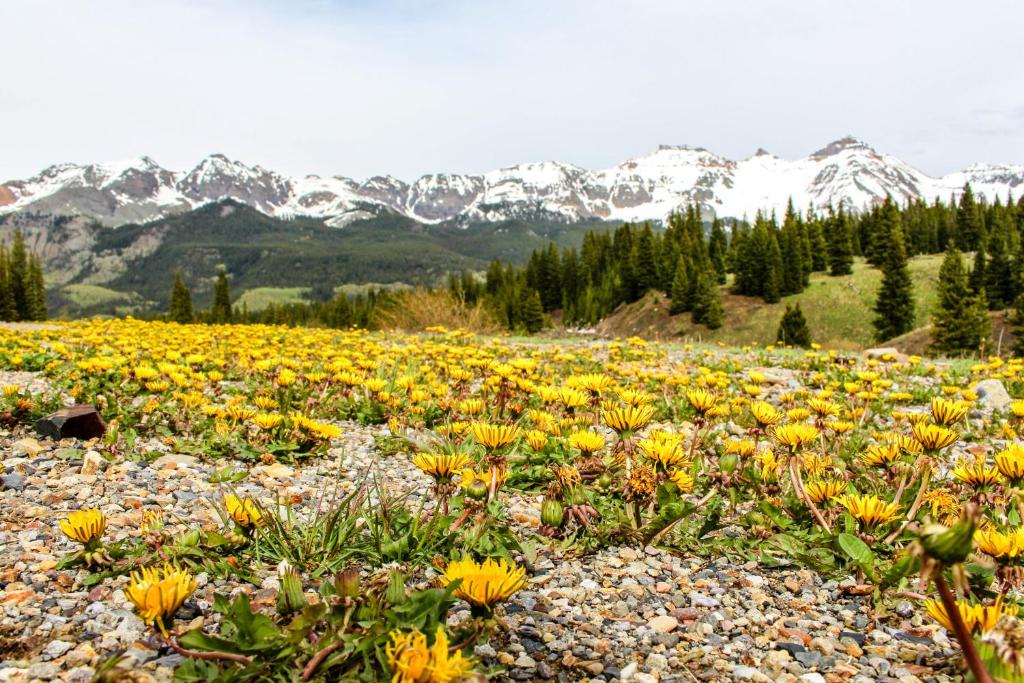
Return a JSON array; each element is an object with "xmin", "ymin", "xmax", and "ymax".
[{"xmin": 1, "ymin": 319, "xmax": 1023, "ymax": 682}]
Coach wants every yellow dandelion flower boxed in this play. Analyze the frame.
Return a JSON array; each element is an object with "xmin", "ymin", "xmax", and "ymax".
[
  {"xmin": 931, "ymin": 398, "xmax": 971, "ymax": 426},
  {"xmin": 837, "ymin": 494, "xmax": 902, "ymax": 527},
  {"xmin": 686, "ymin": 388, "xmax": 718, "ymax": 415},
  {"xmin": 469, "ymin": 423, "xmax": 520, "ymax": 451},
  {"xmin": 924, "ymin": 597, "xmax": 1017, "ymax": 635},
  {"xmin": 602, "ymin": 404, "xmax": 655, "ymax": 434},
  {"xmin": 772, "ymin": 423, "xmax": 820, "ymax": 450},
  {"xmin": 912, "ymin": 422, "xmax": 959, "ymax": 451},
  {"xmin": 412, "ymin": 452, "xmax": 473, "ymax": 481},
  {"xmin": 668, "ymin": 468, "xmax": 695, "ymax": 493},
  {"xmin": 804, "ymin": 477, "xmax": 847, "ymax": 504},
  {"xmin": 224, "ymin": 494, "xmax": 264, "ymax": 528},
  {"xmin": 951, "ymin": 462, "xmax": 1004, "ymax": 489},
  {"xmin": 974, "ymin": 527, "xmax": 1024, "ymax": 560},
  {"xmin": 568, "ymin": 430, "xmax": 605, "ymax": 454},
  {"xmin": 637, "ymin": 437, "xmax": 687, "ymax": 471},
  {"xmin": 994, "ymin": 444, "xmax": 1024, "ymax": 483},
  {"xmin": 750, "ymin": 400, "xmax": 782, "ymax": 427},
  {"xmin": 59, "ymin": 509, "xmax": 106, "ymax": 545},
  {"xmin": 125, "ymin": 564, "xmax": 198, "ymax": 635},
  {"xmin": 440, "ymin": 557, "xmax": 526, "ymax": 613}
]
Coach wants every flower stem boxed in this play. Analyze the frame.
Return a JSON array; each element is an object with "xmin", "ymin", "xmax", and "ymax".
[{"xmin": 933, "ymin": 571, "xmax": 992, "ymax": 683}]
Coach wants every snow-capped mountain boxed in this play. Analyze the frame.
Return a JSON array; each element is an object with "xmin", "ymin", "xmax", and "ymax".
[{"xmin": 2, "ymin": 137, "xmax": 1021, "ymax": 227}]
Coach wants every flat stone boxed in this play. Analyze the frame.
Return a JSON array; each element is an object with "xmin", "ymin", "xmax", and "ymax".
[
  {"xmin": 647, "ymin": 615, "xmax": 679, "ymax": 633},
  {"xmin": 262, "ymin": 463, "xmax": 295, "ymax": 478}
]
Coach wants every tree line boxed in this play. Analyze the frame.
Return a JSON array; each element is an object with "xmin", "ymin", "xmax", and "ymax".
[
  {"xmin": 0, "ymin": 231, "xmax": 47, "ymax": 322},
  {"xmin": 448, "ymin": 184, "xmax": 1024, "ymax": 354},
  {"xmin": 167, "ymin": 268, "xmax": 379, "ymax": 329}
]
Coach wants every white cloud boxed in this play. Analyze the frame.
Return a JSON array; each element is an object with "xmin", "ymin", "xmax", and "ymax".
[{"xmin": 1, "ymin": 0, "xmax": 1022, "ymax": 182}]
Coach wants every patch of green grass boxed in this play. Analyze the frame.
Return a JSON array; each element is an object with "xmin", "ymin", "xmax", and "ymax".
[
  {"xmin": 682, "ymin": 255, "xmax": 944, "ymax": 350},
  {"xmin": 236, "ymin": 287, "xmax": 309, "ymax": 311},
  {"xmin": 61, "ymin": 284, "xmax": 133, "ymax": 307}
]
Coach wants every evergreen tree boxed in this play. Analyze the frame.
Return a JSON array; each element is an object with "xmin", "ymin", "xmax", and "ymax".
[
  {"xmin": 956, "ymin": 183, "xmax": 983, "ymax": 250},
  {"xmin": 9, "ymin": 231, "xmax": 28, "ymax": 320},
  {"xmin": 779, "ymin": 207, "xmax": 805, "ymax": 296},
  {"xmin": 776, "ymin": 303, "xmax": 811, "ymax": 347},
  {"xmin": 763, "ymin": 234, "xmax": 784, "ymax": 304},
  {"xmin": 691, "ymin": 269, "xmax": 723, "ymax": 329},
  {"xmin": 633, "ymin": 224, "xmax": 658, "ymax": 295},
  {"xmin": 931, "ymin": 247, "xmax": 989, "ymax": 355},
  {"xmin": 985, "ymin": 233, "xmax": 1014, "ymax": 309},
  {"xmin": 669, "ymin": 259, "xmax": 690, "ymax": 314},
  {"xmin": 968, "ymin": 241, "xmax": 987, "ymax": 296},
  {"xmin": 872, "ymin": 218, "xmax": 915, "ymax": 341},
  {"xmin": 26, "ymin": 255, "xmax": 46, "ymax": 321},
  {"xmin": 169, "ymin": 273, "xmax": 194, "ymax": 323},
  {"xmin": 708, "ymin": 219, "xmax": 728, "ymax": 284},
  {"xmin": 211, "ymin": 267, "xmax": 233, "ymax": 323},
  {"xmin": 518, "ymin": 288, "xmax": 545, "ymax": 333},
  {"xmin": 827, "ymin": 205, "xmax": 854, "ymax": 276},
  {"xmin": 0, "ymin": 245, "xmax": 14, "ymax": 322},
  {"xmin": 808, "ymin": 218, "xmax": 829, "ymax": 271}
]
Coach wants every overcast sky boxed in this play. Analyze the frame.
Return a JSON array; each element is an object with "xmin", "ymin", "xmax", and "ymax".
[{"xmin": 2, "ymin": 0, "xmax": 1022, "ymax": 182}]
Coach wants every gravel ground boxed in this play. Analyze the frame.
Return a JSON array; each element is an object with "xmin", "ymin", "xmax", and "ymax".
[{"xmin": 0, "ymin": 371, "xmax": 964, "ymax": 683}]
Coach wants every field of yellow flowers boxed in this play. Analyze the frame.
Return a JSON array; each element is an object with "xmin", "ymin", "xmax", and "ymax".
[{"xmin": 0, "ymin": 319, "xmax": 1022, "ymax": 682}]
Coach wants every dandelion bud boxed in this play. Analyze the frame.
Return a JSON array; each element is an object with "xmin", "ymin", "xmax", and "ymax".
[
  {"xmin": 541, "ymin": 498, "xmax": 564, "ymax": 528},
  {"xmin": 276, "ymin": 563, "xmax": 307, "ymax": 616},
  {"xmin": 385, "ymin": 571, "xmax": 407, "ymax": 606},
  {"xmin": 920, "ymin": 505, "xmax": 978, "ymax": 565}
]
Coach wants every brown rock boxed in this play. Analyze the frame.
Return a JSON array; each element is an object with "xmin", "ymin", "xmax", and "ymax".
[{"xmin": 35, "ymin": 405, "xmax": 105, "ymax": 440}]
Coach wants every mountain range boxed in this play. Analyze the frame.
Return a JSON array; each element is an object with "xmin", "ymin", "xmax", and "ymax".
[{"xmin": 3, "ymin": 136, "xmax": 1022, "ymax": 228}]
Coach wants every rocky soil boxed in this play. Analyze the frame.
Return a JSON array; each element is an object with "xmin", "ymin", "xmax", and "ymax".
[{"xmin": 0, "ymin": 371, "xmax": 966, "ymax": 683}]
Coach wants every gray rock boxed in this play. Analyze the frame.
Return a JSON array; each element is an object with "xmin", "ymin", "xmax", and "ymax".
[{"xmin": 974, "ymin": 379, "xmax": 1012, "ymax": 411}]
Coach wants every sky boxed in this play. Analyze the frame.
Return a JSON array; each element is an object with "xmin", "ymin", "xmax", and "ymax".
[{"xmin": 2, "ymin": 0, "xmax": 1023, "ymax": 182}]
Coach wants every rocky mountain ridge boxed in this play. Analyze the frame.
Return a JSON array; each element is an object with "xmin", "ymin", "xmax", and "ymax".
[{"xmin": 3, "ymin": 137, "xmax": 1021, "ymax": 228}]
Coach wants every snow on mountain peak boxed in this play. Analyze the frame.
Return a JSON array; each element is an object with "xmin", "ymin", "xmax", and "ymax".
[{"xmin": 2, "ymin": 138, "xmax": 1021, "ymax": 227}]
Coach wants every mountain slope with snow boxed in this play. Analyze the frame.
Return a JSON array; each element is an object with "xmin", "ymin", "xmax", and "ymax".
[{"xmin": 2, "ymin": 136, "xmax": 1021, "ymax": 227}]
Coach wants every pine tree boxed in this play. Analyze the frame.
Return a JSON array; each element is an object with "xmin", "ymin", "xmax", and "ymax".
[
  {"xmin": 779, "ymin": 211, "xmax": 805, "ymax": 296},
  {"xmin": 169, "ymin": 273, "xmax": 194, "ymax": 323},
  {"xmin": 669, "ymin": 259, "xmax": 690, "ymax": 314},
  {"xmin": 518, "ymin": 288, "xmax": 544, "ymax": 333},
  {"xmin": 808, "ymin": 218, "xmax": 829, "ymax": 271},
  {"xmin": 956, "ymin": 183, "xmax": 983, "ymax": 250},
  {"xmin": 26, "ymin": 255, "xmax": 46, "ymax": 321},
  {"xmin": 968, "ymin": 242, "xmax": 987, "ymax": 296},
  {"xmin": 763, "ymin": 234, "xmax": 783, "ymax": 304},
  {"xmin": 931, "ymin": 247, "xmax": 989, "ymax": 355},
  {"xmin": 0, "ymin": 245, "xmax": 14, "ymax": 322},
  {"xmin": 872, "ymin": 218, "xmax": 915, "ymax": 341},
  {"xmin": 633, "ymin": 224, "xmax": 658, "ymax": 296},
  {"xmin": 211, "ymin": 267, "xmax": 233, "ymax": 323},
  {"xmin": 708, "ymin": 219, "xmax": 728, "ymax": 284},
  {"xmin": 776, "ymin": 303, "xmax": 811, "ymax": 347},
  {"xmin": 985, "ymin": 233, "xmax": 1014, "ymax": 309},
  {"xmin": 827, "ymin": 205, "xmax": 854, "ymax": 276},
  {"xmin": 9, "ymin": 231, "xmax": 28, "ymax": 321},
  {"xmin": 691, "ymin": 268, "xmax": 723, "ymax": 329}
]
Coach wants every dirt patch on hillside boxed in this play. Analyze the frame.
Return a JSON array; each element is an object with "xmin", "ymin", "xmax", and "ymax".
[
  {"xmin": 0, "ymin": 185, "xmax": 15, "ymax": 207},
  {"xmin": 886, "ymin": 311, "xmax": 1015, "ymax": 357},
  {"xmin": 594, "ymin": 292, "xmax": 681, "ymax": 340}
]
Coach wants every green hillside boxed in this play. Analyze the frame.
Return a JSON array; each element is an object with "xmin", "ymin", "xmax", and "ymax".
[
  {"xmin": 598, "ymin": 255, "xmax": 947, "ymax": 350},
  {"xmin": 59, "ymin": 201, "xmax": 612, "ymax": 314}
]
